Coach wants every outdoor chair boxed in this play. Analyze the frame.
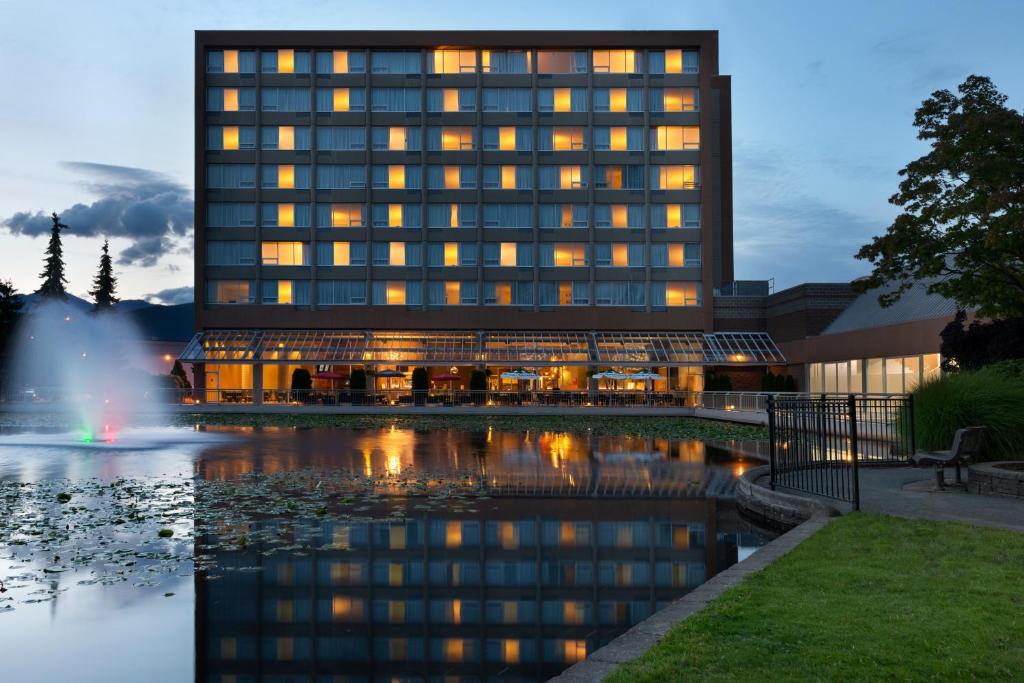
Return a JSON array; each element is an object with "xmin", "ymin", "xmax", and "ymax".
[{"xmin": 911, "ymin": 426, "xmax": 984, "ymax": 489}]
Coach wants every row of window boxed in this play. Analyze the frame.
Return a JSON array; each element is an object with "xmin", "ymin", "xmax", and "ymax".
[
  {"xmin": 209, "ymin": 202, "xmax": 701, "ymax": 229},
  {"xmin": 210, "ymin": 240, "xmax": 701, "ymax": 268},
  {"xmin": 207, "ymin": 86, "xmax": 697, "ymax": 113},
  {"xmin": 208, "ymin": 279, "xmax": 702, "ymax": 307},
  {"xmin": 207, "ymin": 124, "xmax": 698, "ymax": 153},
  {"xmin": 207, "ymin": 48, "xmax": 698, "ymax": 75},
  {"xmin": 208, "ymin": 163, "xmax": 699, "ymax": 191}
]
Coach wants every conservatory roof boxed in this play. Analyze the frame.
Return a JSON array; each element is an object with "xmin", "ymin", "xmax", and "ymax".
[{"xmin": 179, "ymin": 330, "xmax": 785, "ymax": 366}]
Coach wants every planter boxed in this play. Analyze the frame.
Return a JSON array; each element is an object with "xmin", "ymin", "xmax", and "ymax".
[{"xmin": 967, "ymin": 461, "xmax": 1024, "ymax": 499}]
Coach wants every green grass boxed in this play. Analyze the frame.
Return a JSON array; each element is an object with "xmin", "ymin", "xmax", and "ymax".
[
  {"xmin": 174, "ymin": 413, "xmax": 767, "ymax": 441},
  {"xmin": 609, "ymin": 514, "xmax": 1024, "ymax": 682}
]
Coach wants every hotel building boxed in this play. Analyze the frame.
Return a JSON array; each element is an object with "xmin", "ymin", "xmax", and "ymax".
[{"xmin": 183, "ymin": 31, "xmax": 787, "ymax": 400}]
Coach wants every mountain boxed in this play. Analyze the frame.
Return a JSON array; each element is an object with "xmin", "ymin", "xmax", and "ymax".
[
  {"xmin": 17, "ymin": 292, "xmax": 92, "ymax": 313},
  {"xmin": 115, "ymin": 299, "xmax": 155, "ymax": 312},
  {"xmin": 129, "ymin": 303, "xmax": 195, "ymax": 342}
]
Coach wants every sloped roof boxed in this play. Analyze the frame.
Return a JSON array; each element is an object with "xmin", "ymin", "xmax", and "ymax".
[{"xmin": 822, "ymin": 280, "xmax": 960, "ymax": 335}]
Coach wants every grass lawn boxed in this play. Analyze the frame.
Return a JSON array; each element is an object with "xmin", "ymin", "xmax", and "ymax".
[{"xmin": 608, "ymin": 513, "xmax": 1024, "ymax": 682}]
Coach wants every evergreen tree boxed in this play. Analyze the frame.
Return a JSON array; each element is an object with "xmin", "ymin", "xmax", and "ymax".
[
  {"xmin": 36, "ymin": 213, "xmax": 68, "ymax": 299},
  {"xmin": 89, "ymin": 239, "xmax": 119, "ymax": 310}
]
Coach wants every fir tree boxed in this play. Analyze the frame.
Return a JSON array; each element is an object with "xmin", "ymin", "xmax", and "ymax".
[
  {"xmin": 89, "ymin": 239, "xmax": 119, "ymax": 310},
  {"xmin": 36, "ymin": 212, "xmax": 68, "ymax": 299}
]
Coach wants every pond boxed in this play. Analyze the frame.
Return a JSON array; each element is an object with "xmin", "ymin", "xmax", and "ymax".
[{"xmin": 0, "ymin": 425, "xmax": 774, "ymax": 682}]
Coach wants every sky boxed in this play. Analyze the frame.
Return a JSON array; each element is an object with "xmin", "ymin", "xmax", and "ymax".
[{"xmin": 1, "ymin": 0, "xmax": 1022, "ymax": 302}]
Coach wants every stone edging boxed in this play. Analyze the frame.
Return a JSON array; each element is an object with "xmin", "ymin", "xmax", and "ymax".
[
  {"xmin": 548, "ymin": 515, "xmax": 835, "ymax": 682},
  {"xmin": 735, "ymin": 465, "xmax": 839, "ymax": 529},
  {"xmin": 968, "ymin": 462, "xmax": 1024, "ymax": 499}
]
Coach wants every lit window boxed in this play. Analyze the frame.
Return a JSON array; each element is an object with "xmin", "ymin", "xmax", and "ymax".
[
  {"xmin": 499, "ymin": 522, "xmax": 518, "ymax": 549},
  {"xmin": 560, "ymin": 522, "xmax": 576, "ymax": 545},
  {"xmin": 443, "ymin": 166, "xmax": 461, "ymax": 189},
  {"xmin": 501, "ymin": 165, "xmax": 517, "ymax": 189},
  {"xmin": 277, "ymin": 49, "xmax": 295, "ymax": 74},
  {"xmin": 593, "ymin": 49, "xmax": 637, "ymax": 73},
  {"xmin": 450, "ymin": 599, "xmax": 463, "ymax": 624},
  {"xmin": 500, "ymin": 242, "xmax": 517, "ymax": 266},
  {"xmin": 389, "ymin": 242, "xmax": 406, "ymax": 266},
  {"xmin": 666, "ymin": 204, "xmax": 682, "ymax": 228},
  {"xmin": 388, "ymin": 127, "xmax": 407, "ymax": 151},
  {"xmin": 664, "ymin": 49, "xmax": 683, "ymax": 73},
  {"xmin": 498, "ymin": 127, "xmax": 516, "ymax": 151},
  {"xmin": 666, "ymin": 282, "xmax": 701, "ymax": 306},
  {"xmin": 388, "ymin": 165, "xmax": 406, "ymax": 189},
  {"xmin": 277, "ymin": 165, "xmax": 295, "ymax": 189},
  {"xmin": 553, "ymin": 88, "xmax": 572, "ymax": 112},
  {"xmin": 385, "ymin": 282, "xmax": 406, "ymax": 305},
  {"xmin": 222, "ymin": 126, "xmax": 240, "ymax": 150},
  {"xmin": 608, "ymin": 127, "xmax": 628, "ymax": 151},
  {"xmin": 603, "ymin": 167, "xmax": 624, "ymax": 189},
  {"xmin": 553, "ymin": 244, "xmax": 587, "ymax": 267},
  {"xmin": 332, "ymin": 88, "xmax": 351, "ymax": 112},
  {"xmin": 444, "ymin": 243, "xmax": 459, "ymax": 267},
  {"xmin": 667, "ymin": 244, "xmax": 685, "ymax": 267},
  {"xmin": 445, "ymin": 281, "xmax": 460, "ymax": 305},
  {"xmin": 492, "ymin": 283, "xmax": 512, "ymax": 305},
  {"xmin": 223, "ymin": 88, "xmax": 239, "ymax": 112},
  {"xmin": 559, "ymin": 166, "xmax": 584, "ymax": 189},
  {"xmin": 389, "ymin": 526, "xmax": 406, "ymax": 549},
  {"xmin": 611, "ymin": 244, "xmax": 629, "ymax": 267},
  {"xmin": 653, "ymin": 126, "xmax": 699, "ymax": 151},
  {"xmin": 332, "ymin": 50, "xmax": 349, "ymax": 74},
  {"xmin": 444, "ymin": 639, "xmax": 465, "ymax": 663},
  {"xmin": 608, "ymin": 88, "xmax": 628, "ymax": 112},
  {"xmin": 558, "ymin": 282, "xmax": 573, "ymax": 304},
  {"xmin": 611, "ymin": 205, "xmax": 629, "ymax": 228},
  {"xmin": 388, "ymin": 204, "xmax": 403, "ymax": 227},
  {"xmin": 223, "ymin": 50, "xmax": 239, "ymax": 74},
  {"xmin": 564, "ymin": 602, "xmax": 585, "ymax": 625},
  {"xmin": 655, "ymin": 165, "xmax": 698, "ymax": 190},
  {"xmin": 278, "ymin": 203, "xmax": 295, "ymax": 227},
  {"xmin": 445, "ymin": 521, "xmax": 462, "ymax": 548},
  {"xmin": 276, "ymin": 637, "xmax": 294, "ymax": 662},
  {"xmin": 563, "ymin": 640, "xmax": 587, "ymax": 663},
  {"xmin": 560, "ymin": 205, "xmax": 575, "ymax": 228},
  {"xmin": 277, "ymin": 126, "xmax": 295, "ymax": 151},
  {"xmin": 333, "ymin": 242, "xmax": 351, "ymax": 265},
  {"xmin": 332, "ymin": 596, "xmax": 354, "ymax": 620},
  {"xmin": 262, "ymin": 242, "xmax": 307, "ymax": 266},
  {"xmin": 662, "ymin": 88, "xmax": 698, "ymax": 112},
  {"xmin": 552, "ymin": 127, "xmax": 586, "ymax": 151},
  {"xmin": 503, "ymin": 639, "xmax": 520, "ymax": 664},
  {"xmin": 441, "ymin": 126, "xmax": 474, "ymax": 150},
  {"xmin": 431, "ymin": 49, "xmax": 476, "ymax": 73},
  {"xmin": 448, "ymin": 203, "xmax": 460, "ymax": 228},
  {"xmin": 442, "ymin": 88, "xmax": 460, "ymax": 112},
  {"xmin": 330, "ymin": 204, "xmax": 363, "ymax": 227}
]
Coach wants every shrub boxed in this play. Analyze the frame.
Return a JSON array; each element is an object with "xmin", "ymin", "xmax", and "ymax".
[
  {"xmin": 290, "ymin": 368, "xmax": 312, "ymax": 392},
  {"xmin": 783, "ymin": 374, "xmax": 798, "ymax": 392},
  {"xmin": 912, "ymin": 367, "xmax": 1024, "ymax": 460},
  {"xmin": 469, "ymin": 369, "xmax": 487, "ymax": 392},
  {"xmin": 411, "ymin": 367, "xmax": 429, "ymax": 406},
  {"xmin": 761, "ymin": 371, "xmax": 776, "ymax": 392},
  {"xmin": 349, "ymin": 369, "xmax": 367, "ymax": 391}
]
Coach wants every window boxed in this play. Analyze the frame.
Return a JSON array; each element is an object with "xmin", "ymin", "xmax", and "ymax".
[
  {"xmin": 261, "ymin": 241, "xmax": 309, "ymax": 266},
  {"xmin": 206, "ymin": 241, "xmax": 256, "ymax": 266},
  {"xmin": 371, "ymin": 51, "xmax": 421, "ymax": 74},
  {"xmin": 650, "ymin": 87, "xmax": 698, "ymax": 112},
  {"xmin": 317, "ymin": 241, "xmax": 367, "ymax": 266},
  {"xmin": 483, "ymin": 165, "xmax": 531, "ymax": 190},
  {"xmin": 538, "ymin": 281, "xmax": 589, "ymax": 306},
  {"xmin": 372, "ymin": 241, "xmax": 421, "ymax": 266},
  {"xmin": 482, "ymin": 204, "xmax": 532, "ymax": 228},
  {"xmin": 373, "ymin": 280, "xmax": 422, "ymax": 305},
  {"xmin": 316, "ymin": 165, "xmax": 366, "ymax": 190},
  {"xmin": 482, "ymin": 126, "xmax": 531, "ymax": 151},
  {"xmin": 261, "ymin": 49, "xmax": 311, "ymax": 74},
  {"xmin": 593, "ymin": 87, "xmax": 643, "ymax": 112},
  {"xmin": 594, "ymin": 243, "xmax": 643, "ymax": 267},
  {"xmin": 207, "ymin": 280, "xmax": 254, "ymax": 304},
  {"xmin": 207, "ymin": 202, "xmax": 256, "ymax": 227},
  {"xmin": 206, "ymin": 49, "xmax": 256, "ymax": 74},
  {"xmin": 427, "ymin": 203, "xmax": 476, "ymax": 228},
  {"xmin": 539, "ymin": 204, "xmax": 587, "ymax": 228},
  {"xmin": 262, "ymin": 125, "xmax": 311, "ymax": 151},
  {"xmin": 484, "ymin": 282, "xmax": 533, "ymax": 306},
  {"xmin": 481, "ymin": 49, "xmax": 531, "ymax": 74},
  {"xmin": 536, "ymin": 50, "xmax": 587, "ymax": 73},
  {"xmin": 539, "ymin": 165, "xmax": 586, "ymax": 189},
  {"xmin": 370, "ymin": 88, "xmax": 420, "ymax": 112},
  {"xmin": 538, "ymin": 127, "xmax": 587, "ymax": 151},
  {"xmin": 371, "ymin": 204, "xmax": 422, "ymax": 228},
  {"xmin": 537, "ymin": 87, "xmax": 587, "ymax": 113},
  {"xmin": 372, "ymin": 165, "xmax": 421, "ymax": 190},
  {"xmin": 651, "ymin": 203, "xmax": 699, "ymax": 229},
  {"xmin": 482, "ymin": 88, "xmax": 532, "ymax": 112},
  {"xmin": 427, "ymin": 242, "xmax": 477, "ymax": 267},
  {"xmin": 315, "ymin": 50, "xmax": 366, "ymax": 74},
  {"xmin": 261, "ymin": 279, "xmax": 311, "ymax": 305},
  {"xmin": 316, "ymin": 126, "xmax": 365, "ymax": 151},
  {"xmin": 651, "ymin": 126, "xmax": 700, "ymax": 151},
  {"xmin": 594, "ymin": 281, "xmax": 645, "ymax": 306},
  {"xmin": 372, "ymin": 126, "xmax": 422, "ymax": 151},
  {"xmin": 483, "ymin": 242, "xmax": 530, "ymax": 267},
  {"xmin": 649, "ymin": 49, "xmax": 698, "ymax": 74},
  {"xmin": 427, "ymin": 88, "xmax": 475, "ymax": 112},
  {"xmin": 651, "ymin": 243, "xmax": 701, "ymax": 267},
  {"xmin": 593, "ymin": 127, "xmax": 644, "ymax": 151},
  {"xmin": 207, "ymin": 125, "xmax": 256, "ymax": 150},
  {"xmin": 651, "ymin": 165, "xmax": 699, "ymax": 190},
  {"xmin": 430, "ymin": 49, "xmax": 476, "ymax": 73},
  {"xmin": 316, "ymin": 87, "xmax": 367, "ymax": 112},
  {"xmin": 539, "ymin": 243, "xmax": 588, "ymax": 267},
  {"xmin": 206, "ymin": 164, "xmax": 256, "ymax": 189},
  {"xmin": 595, "ymin": 166, "xmax": 645, "ymax": 190},
  {"xmin": 425, "ymin": 165, "xmax": 475, "ymax": 190},
  {"xmin": 318, "ymin": 280, "xmax": 367, "ymax": 305},
  {"xmin": 594, "ymin": 204, "xmax": 643, "ymax": 228},
  {"xmin": 206, "ymin": 87, "xmax": 255, "ymax": 112},
  {"xmin": 427, "ymin": 126, "xmax": 475, "ymax": 151},
  {"xmin": 261, "ymin": 87, "xmax": 310, "ymax": 112},
  {"xmin": 428, "ymin": 281, "xmax": 477, "ymax": 305},
  {"xmin": 261, "ymin": 164, "xmax": 311, "ymax": 190},
  {"xmin": 261, "ymin": 203, "xmax": 311, "ymax": 228},
  {"xmin": 318, "ymin": 203, "xmax": 365, "ymax": 228},
  {"xmin": 651, "ymin": 281, "xmax": 701, "ymax": 306},
  {"xmin": 592, "ymin": 49, "xmax": 640, "ymax": 74}
]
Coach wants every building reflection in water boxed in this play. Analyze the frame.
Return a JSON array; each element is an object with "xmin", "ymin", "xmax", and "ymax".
[{"xmin": 193, "ymin": 427, "xmax": 770, "ymax": 682}]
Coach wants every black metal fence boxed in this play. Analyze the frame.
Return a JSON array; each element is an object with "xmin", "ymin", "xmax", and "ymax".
[{"xmin": 767, "ymin": 394, "xmax": 915, "ymax": 510}]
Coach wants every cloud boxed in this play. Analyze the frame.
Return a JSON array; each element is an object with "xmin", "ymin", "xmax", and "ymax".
[
  {"xmin": 145, "ymin": 286, "xmax": 194, "ymax": 305},
  {"xmin": 1, "ymin": 162, "xmax": 193, "ymax": 267}
]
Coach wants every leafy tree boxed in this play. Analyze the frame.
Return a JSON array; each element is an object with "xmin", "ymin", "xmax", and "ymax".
[
  {"xmin": 940, "ymin": 310, "xmax": 1024, "ymax": 371},
  {"xmin": 89, "ymin": 240, "xmax": 119, "ymax": 310},
  {"xmin": 36, "ymin": 213, "xmax": 68, "ymax": 299},
  {"xmin": 855, "ymin": 76, "xmax": 1024, "ymax": 318}
]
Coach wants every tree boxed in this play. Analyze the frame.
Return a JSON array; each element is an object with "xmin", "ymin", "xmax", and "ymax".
[
  {"xmin": 169, "ymin": 359, "xmax": 192, "ymax": 389},
  {"xmin": 940, "ymin": 310, "xmax": 1024, "ymax": 371},
  {"xmin": 0, "ymin": 280, "xmax": 24, "ymax": 386},
  {"xmin": 36, "ymin": 213, "xmax": 69, "ymax": 299},
  {"xmin": 89, "ymin": 240, "xmax": 119, "ymax": 310},
  {"xmin": 855, "ymin": 76, "xmax": 1024, "ymax": 319}
]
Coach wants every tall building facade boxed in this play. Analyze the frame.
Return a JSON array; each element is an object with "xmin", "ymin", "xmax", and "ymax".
[{"xmin": 185, "ymin": 31, "xmax": 783, "ymax": 399}]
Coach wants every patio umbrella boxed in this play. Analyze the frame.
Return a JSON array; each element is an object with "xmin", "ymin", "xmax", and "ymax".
[
  {"xmin": 500, "ymin": 370, "xmax": 540, "ymax": 380},
  {"xmin": 627, "ymin": 371, "xmax": 665, "ymax": 392},
  {"xmin": 312, "ymin": 371, "xmax": 348, "ymax": 380},
  {"xmin": 375, "ymin": 369, "xmax": 405, "ymax": 391},
  {"xmin": 431, "ymin": 372, "xmax": 460, "ymax": 382}
]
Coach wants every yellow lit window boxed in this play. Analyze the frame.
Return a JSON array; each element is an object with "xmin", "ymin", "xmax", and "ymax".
[
  {"xmin": 666, "ymin": 204, "xmax": 682, "ymax": 228},
  {"xmin": 664, "ymin": 49, "xmax": 683, "ymax": 74},
  {"xmin": 276, "ymin": 637, "xmax": 294, "ymax": 661},
  {"xmin": 332, "ymin": 50, "xmax": 349, "ymax": 74},
  {"xmin": 554, "ymin": 244, "xmax": 586, "ymax": 267},
  {"xmin": 444, "ymin": 243, "xmax": 459, "ymax": 266},
  {"xmin": 559, "ymin": 166, "xmax": 584, "ymax": 189},
  {"xmin": 593, "ymin": 49, "xmax": 636, "ymax": 73},
  {"xmin": 449, "ymin": 203, "xmax": 460, "ymax": 227},
  {"xmin": 657, "ymin": 166, "xmax": 697, "ymax": 189},
  {"xmin": 503, "ymin": 640, "xmax": 520, "ymax": 664},
  {"xmin": 615, "ymin": 563, "xmax": 632, "ymax": 585},
  {"xmin": 662, "ymin": 88, "xmax": 697, "ymax": 112},
  {"xmin": 332, "ymin": 596, "xmax": 354, "ymax": 619},
  {"xmin": 666, "ymin": 282, "xmax": 700, "ymax": 306},
  {"xmin": 499, "ymin": 522, "xmax": 518, "ymax": 549},
  {"xmin": 278, "ymin": 203, "xmax": 295, "ymax": 227},
  {"xmin": 667, "ymin": 244, "xmax": 686, "ymax": 267},
  {"xmin": 552, "ymin": 127, "xmax": 585, "ymax": 151},
  {"xmin": 673, "ymin": 525, "xmax": 690, "ymax": 549},
  {"xmin": 432, "ymin": 49, "xmax": 476, "ymax": 74},
  {"xmin": 388, "ymin": 126, "xmax": 407, "ymax": 150},
  {"xmin": 450, "ymin": 599, "xmax": 462, "ymax": 624},
  {"xmin": 386, "ymin": 282, "xmax": 406, "ymax": 305},
  {"xmin": 611, "ymin": 244, "xmax": 629, "ymax": 267},
  {"xmin": 611, "ymin": 205, "xmax": 629, "ymax": 228},
  {"xmin": 262, "ymin": 242, "xmax": 305, "ymax": 266},
  {"xmin": 616, "ymin": 525, "xmax": 632, "ymax": 548},
  {"xmin": 441, "ymin": 126, "xmax": 473, "ymax": 150},
  {"xmin": 331, "ymin": 204, "xmax": 362, "ymax": 227},
  {"xmin": 560, "ymin": 205, "xmax": 574, "ymax": 228},
  {"xmin": 493, "ymin": 283, "xmax": 512, "ymax": 305},
  {"xmin": 444, "ymin": 166, "xmax": 461, "ymax": 189},
  {"xmin": 388, "ymin": 562, "xmax": 404, "ymax": 585},
  {"xmin": 222, "ymin": 126, "xmax": 240, "ymax": 150},
  {"xmin": 388, "ymin": 165, "xmax": 405, "ymax": 189},
  {"xmin": 278, "ymin": 280, "xmax": 292, "ymax": 304},
  {"xmin": 558, "ymin": 282, "xmax": 572, "ymax": 305},
  {"xmin": 481, "ymin": 49, "xmax": 491, "ymax": 72},
  {"xmin": 223, "ymin": 88, "xmax": 239, "ymax": 112},
  {"xmin": 278, "ymin": 126, "xmax": 295, "ymax": 150},
  {"xmin": 276, "ymin": 600, "xmax": 294, "ymax": 623},
  {"xmin": 564, "ymin": 602, "xmax": 585, "ymax": 625},
  {"xmin": 445, "ymin": 281, "xmax": 460, "ymax": 304},
  {"xmin": 223, "ymin": 50, "xmax": 239, "ymax": 74},
  {"xmin": 220, "ymin": 637, "xmax": 237, "ymax": 659},
  {"xmin": 277, "ymin": 49, "xmax": 294, "ymax": 73},
  {"xmin": 333, "ymin": 242, "xmax": 351, "ymax": 265},
  {"xmin": 501, "ymin": 165, "xmax": 517, "ymax": 189},
  {"xmin": 608, "ymin": 88, "xmax": 628, "ymax": 112},
  {"xmin": 654, "ymin": 126, "xmax": 699, "ymax": 151},
  {"xmin": 277, "ymin": 164, "xmax": 295, "ymax": 189},
  {"xmin": 388, "ymin": 601, "xmax": 406, "ymax": 623},
  {"xmin": 503, "ymin": 601, "xmax": 518, "ymax": 624},
  {"xmin": 498, "ymin": 126, "xmax": 516, "ymax": 151},
  {"xmin": 445, "ymin": 521, "xmax": 462, "ymax": 548},
  {"xmin": 389, "ymin": 242, "xmax": 406, "ymax": 266},
  {"xmin": 553, "ymin": 88, "xmax": 572, "ymax": 112},
  {"xmin": 330, "ymin": 562, "xmax": 361, "ymax": 584},
  {"xmin": 442, "ymin": 88, "xmax": 460, "ymax": 112},
  {"xmin": 560, "ymin": 522, "xmax": 576, "ymax": 544},
  {"xmin": 603, "ymin": 166, "xmax": 624, "ymax": 189},
  {"xmin": 608, "ymin": 127, "xmax": 628, "ymax": 151},
  {"xmin": 388, "ymin": 204, "xmax": 403, "ymax": 227},
  {"xmin": 500, "ymin": 242, "xmax": 517, "ymax": 266},
  {"xmin": 332, "ymin": 88, "xmax": 350, "ymax": 112},
  {"xmin": 444, "ymin": 639, "xmax": 465, "ymax": 662},
  {"xmin": 563, "ymin": 640, "xmax": 587, "ymax": 663}
]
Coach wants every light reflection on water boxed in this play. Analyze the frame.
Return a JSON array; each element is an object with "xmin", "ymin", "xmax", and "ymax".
[{"xmin": 0, "ymin": 426, "xmax": 772, "ymax": 683}]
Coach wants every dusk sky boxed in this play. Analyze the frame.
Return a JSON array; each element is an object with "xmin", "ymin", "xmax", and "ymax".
[{"xmin": 1, "ymin": 0, "xmax": 1022, "ymax": 303}]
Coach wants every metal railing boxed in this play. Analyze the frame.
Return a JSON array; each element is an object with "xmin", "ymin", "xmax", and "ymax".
[{"xmin": 767, "ymin": 394, "xmax": 914, "ymax": 510}]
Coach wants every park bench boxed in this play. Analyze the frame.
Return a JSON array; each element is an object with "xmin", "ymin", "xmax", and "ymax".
[{"xmin": 911, "ymin": 426, "xmax": 985, "ymax": 489}]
